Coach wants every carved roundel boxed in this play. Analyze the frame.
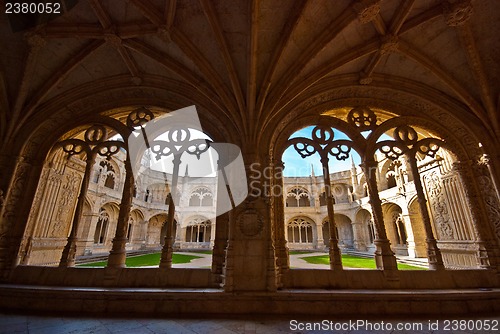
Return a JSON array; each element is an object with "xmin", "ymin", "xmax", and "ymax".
[
  {"xmin": 126, "ymin": 107, "xmax": 154, "ymax": 130},
  {"xmin": 168, "ymin": 127, "xmax": 191, "ymax": 144},
  {"xmin": 84, "ymin": 125, "xmax": 107, "ymax": 145},
  {"xmin": 311, "ymin": 126, "xmax": 335, "ymax": 145},
  {"xmin": 394, "ymin": 125, "xmax": 418, "ymax": 145},
  {"xmin": 347, "ymin": 106, "xmax": 377, "ymax": 131},
  {"xmin": 237, "ymin": 209, "xmax": 264, "ymax": 237}
]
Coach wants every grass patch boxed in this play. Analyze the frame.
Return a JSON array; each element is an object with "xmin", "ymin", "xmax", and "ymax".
[
  {"xmin": 300, "ymin": 255, "xmax": 426, "ymax": 270},
  {"xmin": 78, "ymin": 252, "xmax": 202, "ymax": 267}
]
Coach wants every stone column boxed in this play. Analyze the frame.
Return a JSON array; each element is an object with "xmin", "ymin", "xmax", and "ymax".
[
  {"xmin": 159, "ymin": 154, "xmax": 182, "ymax": 269},
  {"xmin": 271, "ymin": 159, "xmax": 289, "ymax": 273},
  {"xmin": 351, "ymin": 221, "xmax": 367, "ymax": 251},
  {"xmin": 82, "ymin": 213, "xmax": 100, "ymax": 255},
  {"xmin": 211, "ymin": 212, "xmax": 228, "ymax": 284},
  {"xmin": 360, "ymin": 160, "xmax": 398, "ymax": 272},
  {"xmin": 224, "ymin": 155, "xmax": 277, "ymax": 292},
  {"xmin": 59, "ymin": 154, "xmax": 95, "ymax": 267},
  {"xmin": 321, "ymin": 157, "xmax": 342, "ymax": 270},
  {"xmin": 453, "ymin": 160, "xmax": 500, "ymax": 270},
  {"xmin": 407, "ymin": 156, "xmax": 445, "ymax": 270},
  {"xmin": 106, "ymin": 156, "xmax": 134, "ymax": 268},
  {"xmin": 173, "ymin": 220, "xmax": 182, "ymax": 249},
  {"xmin": 316, "ymin": 219, "xmax": 325, "ymax": 249},
  {"xmin": 0, "ymin": 156, "xmax": 42, "ymax": 281}
]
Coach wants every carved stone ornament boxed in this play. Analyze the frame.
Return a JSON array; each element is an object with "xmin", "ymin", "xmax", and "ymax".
[
  {"xmin": 425, "ymin": 171, "xmax": 454, "ymax": 240},
  {"xmin": 237, "ymin": 209, "xmax": 264, "ymax": 237},
  {"xmin": 444, "ymin": 0, "xmax": 473, "ymax": 27},
  {"xmin": 104, "ymin": 34, "xmax": 122, "ymax": 48},
  {"xmin": 380, "ymin": 35, "xmax": 399, "ymax": 55},
  {"xmin": 25, "ymin": 33, "xmax": 46, "ymax": 49},
  {"xmin": 354, "ymin": 0, "xmax": 381, "ymax": 24}
]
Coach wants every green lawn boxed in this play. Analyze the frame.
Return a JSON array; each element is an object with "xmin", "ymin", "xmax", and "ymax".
[
  {"xmin": 78, "ymin": 252, "xmax": 202, "ymax": 267},
  {"xmin": 301, "ymin": 254, "xmax": 426, "ymax": 270}
]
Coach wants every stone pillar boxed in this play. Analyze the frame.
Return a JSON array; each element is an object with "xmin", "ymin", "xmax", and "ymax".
[
  {"xmin": 0, "ymin": 156, "xmax": 42, "ymax": 281},
  {"xmin": 173, "ymin": 220, "xmax": 182, "ymax": 249},
  {"xmin": 211, "ymin": 212, "xmax": 228, "ymax": 284},
  {"xmin": 407, "ymin": 156, "xmax": 444, "ymax": 270},
  {"xmin": 210, "ymin": 220, "xmax": 216, "ymax": 244},
  {"xmin": 316, "ymin": 219, "xmax": 325, "ymax": 249},
  {"xmin": 59, "ymin": 153, "xmax": 94, "ymax": 267},
  {"xmin": 271, "ymin": 159, "xmax": 289, "ymax": 274},
  {"xmin": 106, "ymin": 156, "xmax": 134, "ymax": 268},
  {"xmin": 360, "ymin": 160, "xmax": 398, "ymax": 273},
  {"xmin": 453, "ymin": 160, "xmax": 500, "ymax": 270},
  {"xmin": 351, "ymin": 221, "xmax": 367, "ymax": 251},
  {"xmin": 18, "ymin": 165, "xmax": 51, "ymax": 264},
  {"xmin": 159, "ymin": 155, "xmax": 182, "ymax": 269},
  {"xmin": 321, "ymin": 157, "xmax": 342, "ymax": 270},
  {"xmin": 82, "ymin": 213, "xmax": 100, "ymax": 255},
  {"xmin": 224, "ymin": 155, "xmax": 277, "ymax": 292}
]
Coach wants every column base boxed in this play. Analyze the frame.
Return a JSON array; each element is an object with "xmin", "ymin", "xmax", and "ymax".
[
  {"xmin": 427, "ymin": 239, "xmax": 445, "ymax": 271},
  {"xmin": 374, "ymin": 239, "xmax": 398, "ymax": 272},
  {"xmin": 107, "ymin": 238, "xmax": 128, "ymax": 268},
  {"xmin": 59, "ymin": 237, "xmax": 77, "ymax": 268}
]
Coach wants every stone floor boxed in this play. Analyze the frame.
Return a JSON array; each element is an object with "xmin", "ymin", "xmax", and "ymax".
[{"xmin": 1, "ymin": 312, "xmax": 499, "ymax": 333}]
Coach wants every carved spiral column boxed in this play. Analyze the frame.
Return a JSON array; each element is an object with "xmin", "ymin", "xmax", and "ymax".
[
  {"xmin": 360, "ymin": 159, "xmax": 398, "ymax": 272},
  {"xmin": 106, "ymin": 156, "xmax": 134, "ymax": 268},
  {"xmin": 453, "ymin": 160, "xmax": 500, "ymax": 270}
]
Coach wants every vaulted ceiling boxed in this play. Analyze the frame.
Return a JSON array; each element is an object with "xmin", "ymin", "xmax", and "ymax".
[{"xmin": 0, "ymin": 0, "xmax": 499, "ymax": 151}]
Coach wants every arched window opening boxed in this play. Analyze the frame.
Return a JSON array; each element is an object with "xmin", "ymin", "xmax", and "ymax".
[
  {"xmin": 189, "ymin": 187, "xmax": 213, "ymax": 207},
  {"xmin": 126, "ymin": 219, "xmax": 133, "ymax": 241},
  {"xmin": 387, "ymin": 174, "xmax": 396, "ymax": 189},
  {"xmin": 104, "ymin": 174, "xmax": 115, "ymax": 189},
  {"xmin": 286, "ymin": 187, "xmax": 310, "ymax": 207},
  {"xmin": 368, "ymin": 220, "xmax": 375, "ymax": 244},
  {"xmin": 185, "ymin": 219, "xmax": 211, "ymax": 243},
  {"xmin": 287, "ymin": 217, "xmax": 314, "ymax": 244},
  {"xmin": 94, "ymin": 210, "xmax": 109, "ymax": 244}
]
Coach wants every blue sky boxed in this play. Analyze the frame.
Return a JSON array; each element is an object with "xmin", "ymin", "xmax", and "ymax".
[{"xmin": 282, "ymin": 126, "xmax": 362, "ymax": 177}]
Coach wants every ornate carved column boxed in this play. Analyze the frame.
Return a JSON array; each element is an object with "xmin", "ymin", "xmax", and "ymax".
[
  {"xmin": 18, "ymin": 165, "xmax": 51, "ymax": 264},
  {"xmin": 271, "ymin": 159, "xmax": 289, "ymax": 273},
  {"xmin": 59, "ymin": 156, "xmax": 95, "ymax": 267},
  {"xmin": 453, "ymin": 160, "xmax": 500, "ymax": 270},
  {"xmin": 211, "ymin": 211, "xmax": 228, "ymax": 285},
  {"xmin": 360, "ymin": 160, "xmax": 398, "ymax": 272},
  {"xmin": 0, "ymin": 155, "xmax": 41, "ymax": 281},
  {"xmin": 106, "ymin": 156, "xmax": 134, "ymax": 268},
  {"xmin": 407, "ymin": 156, "xmax": 445, "ymax": 270}
]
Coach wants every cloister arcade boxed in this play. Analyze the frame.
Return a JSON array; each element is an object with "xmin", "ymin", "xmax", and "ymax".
[{"xmin": 1, "ymin": 0, "xmax": 499, "ymax": 316}]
